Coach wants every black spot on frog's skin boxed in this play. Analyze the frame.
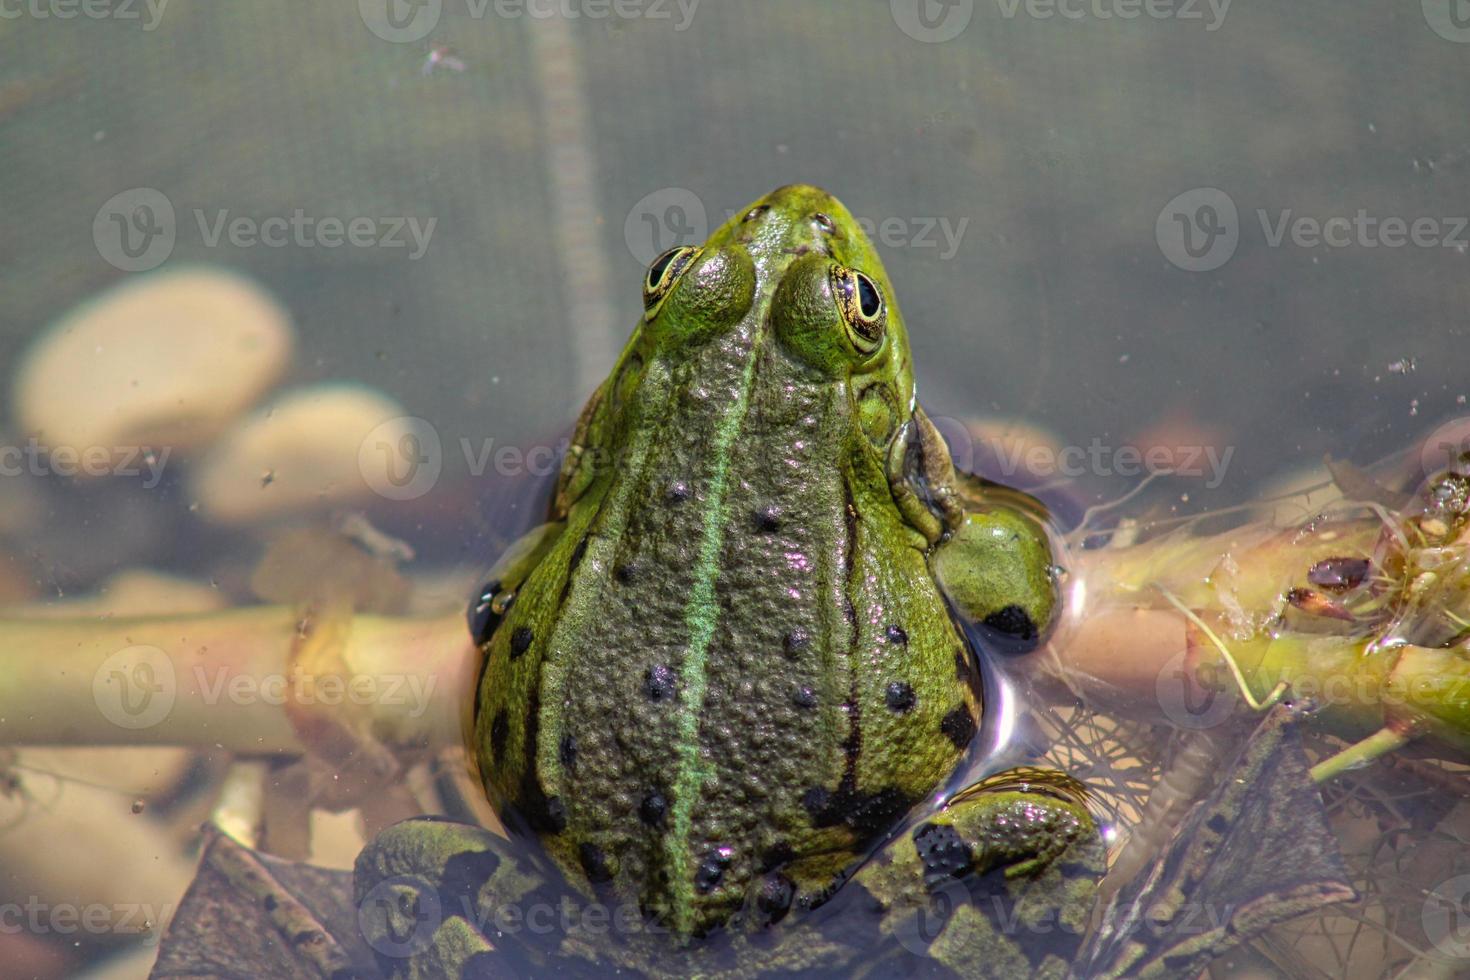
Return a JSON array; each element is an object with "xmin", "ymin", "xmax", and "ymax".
[
  {"xmin": 509, "ymin": 626, "xmax": 534, "ymax": 657},
  {"xmin": 559, "ymin": 734, "xmax": 577, "ymax": 770},
  {"xmin": 782, "ymin": 628, "xmax": 810, "ymax": 657},
  {"xmin": 462, "ymin": 951, "xmax": 499, "ymax": 980},
  {"xmin": 753, "ymin": 505, "xmax": 782, "ymax": 533},
  {"xmin": 886, "ymin": 624, "xmax": 908, "ymax": 645},
  {"xmin": 983, "ymin": 605, "xmax": 1038, "ymax": 643},
  {"xmin": 490, "ymin": 710, "xmax": 509, "ymax": 761},
  {"xmin": 640, "ymin": 790, "xmax": 666, "ymax": 827},
  {"xmin": 615, "ymin": 561, "xmax": 640, "ymax": 585},
  {"xmin": 756, "ymin": 873, "xmax": 796, "ymax": 923},
  {"xmin": 695, "ymin": 849, "xmax": 733, "ymax": 894},
  {"xmin": 644, "ymin": 663, "xmax": 677, "ymax": 701},
  {"xmin": 884, "ymin": 682, "xmax": 916, "ymax": 714},
  {"xmin": 802, "ymin": 782, "xmax": 912, "ymax": 839},
  {"xmin": 579, "ymin": 842, "xmax": 613, "ymax": 884},
  {"xmin": 913, "ymin": 822, "xmax": 973, "ymax": 884},
  {"xmin": 1206, "ymin": 813, "xmax": 1230, "ymax": 835},
  {"xmin": 442, "ymin": 848, "xmax": 502, "ymax": 909},
  {"xmin": 518, "ymin": 791, "xmax": 567, "ymax": 836},
  {"xmin": 760, "ymin": 842, "xmax": 796, "ymax": 872},
  {"xmin": 940, "ymin": 705, "xmax": 976, "ymax": 750},
  {"xmin": 792, "ymin": 685, "xmax": 818, "ymax": 709},
  {"xmin": 665, "ymin": 480, "xmax": 691, "ymax": 504},
  {"xmin": 262, "ymin": 894, "xmax": 278, "ymax": 912},
  {"xmin": 468, "ymin": 580, "xmax": 501, "ymax": 645}
]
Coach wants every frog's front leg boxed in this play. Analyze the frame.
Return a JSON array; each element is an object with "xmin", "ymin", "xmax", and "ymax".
[
  {"xmin": 931, "ymin": 507, "xmax": 1059, "ymax": 651},
  {"xmin": 355, "ymin": 819, "xmax": 554, "ymax": 980},
  {"xmin": 853, "ymin": 768, "xmax": 1105, "ymax": 978}
]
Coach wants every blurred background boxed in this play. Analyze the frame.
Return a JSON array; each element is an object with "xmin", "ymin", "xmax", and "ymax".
[{"xmin": 1, "ymin": 1, "xmax": 1468, "ymax": 976}]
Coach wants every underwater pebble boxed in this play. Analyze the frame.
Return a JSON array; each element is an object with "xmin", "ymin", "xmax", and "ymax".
[
  {"xmin": 191, "ymin": 384, "xmax": 413, "ymax": 523},
  {"xmin": 12, "ymin": 267, "xmax": 293, "ymax": 468},
  {"xmin": 5, "ymin": 568, "xmax": 226, "ymax": 617}
]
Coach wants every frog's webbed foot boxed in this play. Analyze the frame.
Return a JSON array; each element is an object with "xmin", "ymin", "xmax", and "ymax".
[
  {"xmin": 851, "ymin": 767, "xmax": 1105, "ymax": 978},
  {"xmin": 355, "ymin": 818, "xmax": 554, "ymax": 980}
]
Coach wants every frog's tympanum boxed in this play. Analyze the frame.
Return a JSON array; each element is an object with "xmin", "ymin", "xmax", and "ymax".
[{"xmin": 356, "ymin": 186, "xmax": 1104, "ymax": 978}]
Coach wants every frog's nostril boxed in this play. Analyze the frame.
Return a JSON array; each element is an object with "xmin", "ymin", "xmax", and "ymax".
[{"xmin": 742, "ymin": 205, "xmax": 770, "ymax": 223}]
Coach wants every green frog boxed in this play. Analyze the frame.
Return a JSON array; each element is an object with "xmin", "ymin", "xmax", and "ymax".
[{"xmin": 355, "ymin": 185, "xmax": 1104, "ymax": 978}]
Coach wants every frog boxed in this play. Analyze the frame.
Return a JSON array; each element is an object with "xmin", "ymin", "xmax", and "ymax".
[{"xmin": 355, "ymin": 185, "xmax": 1104, "ymax": 978}]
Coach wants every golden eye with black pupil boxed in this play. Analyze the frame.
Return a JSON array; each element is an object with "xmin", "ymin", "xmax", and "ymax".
[
  {"xmin": 831, "ymin": 265, "xmax": 886, "ymax": 354},
  {"xmin": 642, "ymin": 245, "xmax": 701, "ymax": 317}
]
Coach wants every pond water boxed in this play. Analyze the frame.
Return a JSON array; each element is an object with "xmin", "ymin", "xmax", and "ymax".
[{"xmin": 2, "ymin": 3, "xmax": 1468, "ymax": 977}]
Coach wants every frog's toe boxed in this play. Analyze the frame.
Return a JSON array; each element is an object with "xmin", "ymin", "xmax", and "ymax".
[
  {"xmin": 354, "ymin": 818, "xmax": 528, "ymax": 980},
  {"xmin": 853, "ymin": 768, "xmax": 1105, "ymax": 977}
]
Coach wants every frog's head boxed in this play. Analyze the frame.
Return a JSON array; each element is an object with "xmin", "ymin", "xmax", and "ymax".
[{"xmin": 642, "ymin": 185, "xmax": 911, "ymax": 411}]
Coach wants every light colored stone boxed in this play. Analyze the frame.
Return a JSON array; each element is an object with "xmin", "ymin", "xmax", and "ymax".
[
  {"xmin": 12, "ymin": 267, "xmax": 293, "ymax": 469},
  {"xmin": 191, "ymin": 383, "xmax": 415, "ymax": 523},
  {"xmin": 3, "ymin": 568, "xmax": 226, "ymax": 617}
]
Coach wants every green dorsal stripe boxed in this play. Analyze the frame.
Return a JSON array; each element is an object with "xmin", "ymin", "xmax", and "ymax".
[{"xmin": 663, "ymin": 337, "xmax": 763, "ymax": 934}]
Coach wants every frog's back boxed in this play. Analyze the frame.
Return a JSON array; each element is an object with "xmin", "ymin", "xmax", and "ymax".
[{"xmin": 473, "ymin": 185, "xmax": 982, "ymax": 936}]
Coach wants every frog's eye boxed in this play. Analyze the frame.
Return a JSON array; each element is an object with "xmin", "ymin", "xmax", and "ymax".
[
  {"xmin": 831, "ymin": 266, "xmax": 886, "ymax": 355},
  {"xmin": 643, "ymin": 246, "xmax": 702, "ymax": 317}
]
